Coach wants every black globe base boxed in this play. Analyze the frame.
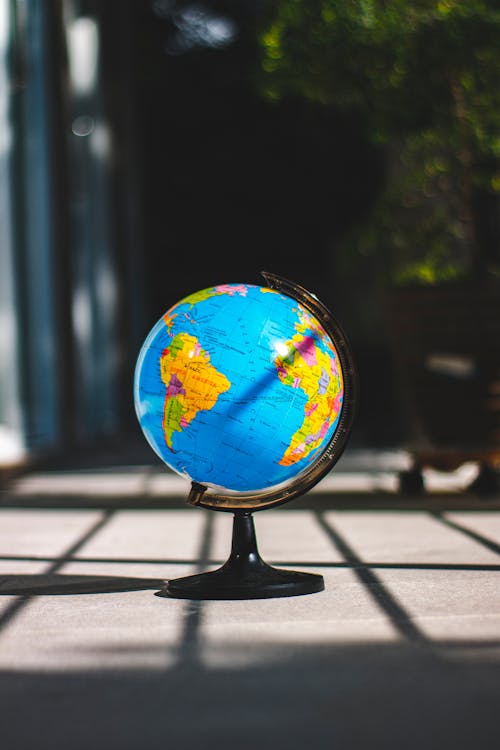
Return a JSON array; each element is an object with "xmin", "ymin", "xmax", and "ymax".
[{"xmin": 158, "ymin": 512, "xmax": 324, "ymax": 600}]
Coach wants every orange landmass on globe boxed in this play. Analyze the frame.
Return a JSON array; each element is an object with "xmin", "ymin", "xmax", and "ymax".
[
  {"xmin": 275, "ymin": 319, "xmax": 343, "ymax": 466},
  {"xmin": 160, "ymin": 332, "xmax": 231, "ymax": 450}
]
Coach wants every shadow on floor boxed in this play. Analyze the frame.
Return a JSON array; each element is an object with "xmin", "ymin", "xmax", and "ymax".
[
  {"xmin": 1, "ymin": 490, "xmax": 500, "ymax": 511},
  {"xmin": 0, "ymin": 574, "xmax": 164, "ymax": 596},
  {"xmin": 1, "ymin": 638, "xmax": 499, "ymax": 750}
]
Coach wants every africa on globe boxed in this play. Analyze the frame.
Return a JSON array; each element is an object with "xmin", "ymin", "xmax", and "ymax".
[{"xmin": 134, "ymin": 274, "xmax": 349, "ymax": 502}]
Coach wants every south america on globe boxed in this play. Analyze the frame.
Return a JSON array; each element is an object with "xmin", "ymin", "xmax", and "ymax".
[{"xmin": 134, "ymin": 278, "xmax": 346, "ymax": 497}]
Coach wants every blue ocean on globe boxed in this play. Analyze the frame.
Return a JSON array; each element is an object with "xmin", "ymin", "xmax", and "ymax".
[{"xmin": 134, "ymin": 283, "xmax": 344, "ymax": 493}]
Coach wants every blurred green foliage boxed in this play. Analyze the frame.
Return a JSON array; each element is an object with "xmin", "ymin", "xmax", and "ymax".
[{"xmin": 259, "ymin": 0, "xmax": 500, "ymax": 284}]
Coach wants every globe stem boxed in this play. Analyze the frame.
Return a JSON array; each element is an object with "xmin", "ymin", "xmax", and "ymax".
[{"xmin": 221, "ymin": 512, "xmax": 268, "ymax": 576}]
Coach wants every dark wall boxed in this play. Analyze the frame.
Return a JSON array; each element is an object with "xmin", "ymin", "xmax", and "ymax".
[
  {"xmin": 121, "ymin": 2, "xmax": 380, "ymax": 314},
  {"xmin": 108, "ymin": 1, "xmax": 402, "ymax": 447}
]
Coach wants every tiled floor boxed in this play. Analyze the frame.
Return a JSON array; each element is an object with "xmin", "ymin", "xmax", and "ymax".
[{"xmin": 0, "ymin": 460, "xmax": 499, "ymax": 749}]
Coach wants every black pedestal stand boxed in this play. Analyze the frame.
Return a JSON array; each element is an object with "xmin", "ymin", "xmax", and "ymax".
[{"xmin": 159, "ymin": 512, "xmax": 324, "ymax": 600}]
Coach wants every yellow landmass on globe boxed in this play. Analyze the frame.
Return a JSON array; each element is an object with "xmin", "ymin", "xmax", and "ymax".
[
  {"xmin": 276, "ymin": 331, "xmax": 343, "ymax": 466},
  {"xmin": 160, "ymin": 332, "xmax": 231, "ymax": 450}
]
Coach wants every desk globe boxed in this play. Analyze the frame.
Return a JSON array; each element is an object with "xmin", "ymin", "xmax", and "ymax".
[{"xmin": 134, "ymin": 272, "xmax": 356, "ymax": 599}]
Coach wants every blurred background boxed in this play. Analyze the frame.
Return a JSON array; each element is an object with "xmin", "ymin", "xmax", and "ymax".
[{"xmin": 1, "ymin": 0, "xmax": 499, "ymax": 489}]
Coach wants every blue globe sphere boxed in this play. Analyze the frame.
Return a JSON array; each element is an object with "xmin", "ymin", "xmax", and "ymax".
[{"xmin": 134, "ymin": 281, "xmax": 345, "ymax": 494}]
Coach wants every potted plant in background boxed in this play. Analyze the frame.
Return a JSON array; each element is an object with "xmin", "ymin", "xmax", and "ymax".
[{"xmin": 259, "ymin": 0, "xmax": 500, "ymax": 492}]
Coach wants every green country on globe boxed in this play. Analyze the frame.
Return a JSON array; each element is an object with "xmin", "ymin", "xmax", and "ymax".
[{"xmin": 134, "ymin": 282, "xmax": 344, "ymax": 493}]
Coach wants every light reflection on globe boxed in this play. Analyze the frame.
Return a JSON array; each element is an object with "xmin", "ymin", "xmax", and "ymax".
[{"xmin": 134, "ymin": 278, "xmax": 348, "ymax": 500}]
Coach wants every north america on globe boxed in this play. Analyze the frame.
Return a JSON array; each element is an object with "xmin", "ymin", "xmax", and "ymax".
[{"xmin": 134, "ymin": 283, "xmax": 344, "ymax": 493}]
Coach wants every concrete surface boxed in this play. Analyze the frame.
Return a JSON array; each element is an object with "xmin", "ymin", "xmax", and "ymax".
[{"xmin": 0, "ymin": 454, "xmax": 499, "ymax": 749}]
